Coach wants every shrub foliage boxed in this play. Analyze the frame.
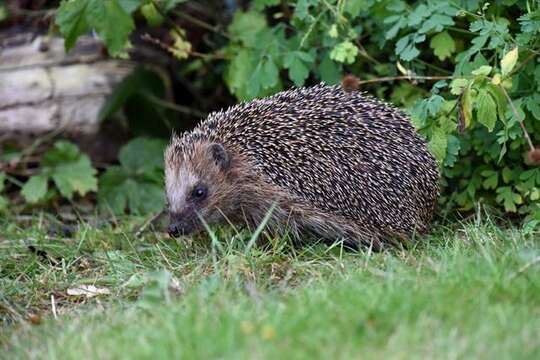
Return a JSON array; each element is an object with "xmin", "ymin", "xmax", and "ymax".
[{"xmin": 1, "ymin": 0, "xmax": 540, "ymax": 226}]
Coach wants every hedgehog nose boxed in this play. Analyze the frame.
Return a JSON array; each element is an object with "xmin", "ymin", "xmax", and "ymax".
[{"xmin": 168, "ymin": 223, "xmax": 181, "ymax": 237}]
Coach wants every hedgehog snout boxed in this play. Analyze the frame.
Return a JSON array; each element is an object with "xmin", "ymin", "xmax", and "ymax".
[{"xmin": 168, "ymin": 212, "xmax": 197, "ymax": 237}]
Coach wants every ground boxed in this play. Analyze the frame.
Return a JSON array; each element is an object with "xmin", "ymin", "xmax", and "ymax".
[{"xmin": 0, "ymin": 215, "xmax": 539, "ymax": 359}]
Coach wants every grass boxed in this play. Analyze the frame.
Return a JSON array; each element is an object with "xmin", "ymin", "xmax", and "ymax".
[{"xmin": 1, "ymin": 214, "xmax": 539, "ymax": 359}]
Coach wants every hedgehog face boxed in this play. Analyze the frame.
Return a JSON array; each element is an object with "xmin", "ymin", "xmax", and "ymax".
[{"xmin": 165, "ymin": 140, "xmax": 234, "ymax": 237}]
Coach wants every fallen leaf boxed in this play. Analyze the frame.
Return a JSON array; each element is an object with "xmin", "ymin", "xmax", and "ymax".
[{"xmin": 67, "ymin": 285, "xmax": 111, "ymax": 298}]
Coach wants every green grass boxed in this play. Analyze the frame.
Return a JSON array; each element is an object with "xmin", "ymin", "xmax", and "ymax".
[{"xmin": 1, "ymin": 214, "xmax": 539, "ymax": 359}]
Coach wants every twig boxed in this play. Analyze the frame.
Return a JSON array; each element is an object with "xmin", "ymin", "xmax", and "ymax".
[
  {"xmin": 357, "ymin": 75, "xmax": 454, "ymax": 85},
  {"xmin": 141, "ymin": 91, "xmax": 206, "ymax": 118},
  {"xmin": 173, "ymin": 11, "xmax": 227, "ymax": 38},
  {"xmin": 509, "ymin": 51, "xmax": 538, "ymax": 78},
  {"xmin": 499, "ymin": 85, "xmax": 535, "ymax": 152}
]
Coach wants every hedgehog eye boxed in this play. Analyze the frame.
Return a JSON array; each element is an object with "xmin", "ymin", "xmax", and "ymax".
[{"xmin": 191, "ymin": 184, "xmax": 208, "ymax": 200}]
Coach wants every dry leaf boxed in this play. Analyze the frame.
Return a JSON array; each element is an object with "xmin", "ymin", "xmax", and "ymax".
[{"xmin": 67, "ymin": 285, "xmax": 110, "ymax": 298}]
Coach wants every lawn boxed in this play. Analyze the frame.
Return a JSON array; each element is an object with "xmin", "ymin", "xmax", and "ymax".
[{"xmin": 1, "ymin": 215, "xmax": 539, "ymax": 359}]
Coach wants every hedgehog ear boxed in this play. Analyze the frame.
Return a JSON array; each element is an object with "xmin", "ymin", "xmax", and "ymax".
[{"xmin": 208, "ymin": 143, "xmax": 230, "ymax": 170}]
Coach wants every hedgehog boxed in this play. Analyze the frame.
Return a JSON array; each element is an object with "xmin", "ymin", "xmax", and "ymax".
[{"xmin": 164, "ymin": 84, "xmax": 439, "ymax": 249}]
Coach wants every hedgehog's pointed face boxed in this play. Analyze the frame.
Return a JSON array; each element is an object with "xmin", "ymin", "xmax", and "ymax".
[{"xmin": 165, "ymin": 139, "xmax": 235, "ymax": 237}]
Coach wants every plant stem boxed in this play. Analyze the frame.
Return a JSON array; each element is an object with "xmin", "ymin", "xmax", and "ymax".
[
  {"xmin": 499, "ymin": 85, "xmax": 535, "ymax": 151},
  {"xmin": 357, "ymin": 75, "xmax": 454, "ymax": 85}
]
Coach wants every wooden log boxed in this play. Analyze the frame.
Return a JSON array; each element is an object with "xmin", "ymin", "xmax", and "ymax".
[{"xmin": 0, "ymin": 35, "xmax": 133, "ymax": 138}]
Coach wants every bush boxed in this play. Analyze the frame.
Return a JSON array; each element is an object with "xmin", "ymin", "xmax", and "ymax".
[{"xmin": 1, "ymin": 0, "xmax": 540, "ymax": 226}]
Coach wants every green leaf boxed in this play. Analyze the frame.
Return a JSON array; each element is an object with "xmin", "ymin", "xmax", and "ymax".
[
  {"xmin": 329, "ymin": 41, "xmax": 359, "ymax": 64},
  {"xmin": 450, "ymin": 78, "xmax": 470, "ymax": 95},
  {"xmin": 22, "ymin": 175, "xmax": 48, "ymax": 204},
  {"xmin": 344, "ymin": 0, "xmax": 369, "ymax": 17},
  {"xmin": 254, "ymin": 0, "xmax": 280, "ymax": 10},
  {"xmin": 225, "ymin": 49, "xmax": 256, "ymax": 100},
  {"xmin": 496, "ymin": 186, "xmax": 521, "ymax": 212},
  {"xmin": 525, "ymin": 94, "xmax": 540, "ymax": 120},
  {"xmin": 476, "ymin": 90, "xmax": 497, "ymax": 131},
  {"xmin": 88, "ymin": 0, "xmax": 134, "ymax": 56},
  {"xmin": 481, "ymin": 170, "xmax": 498, "ymax": 190},
  {"xmin": 428, "ymin": 126, "xmax": 448, "ymax": 163},
  {"xmin": 0, "ymin": 172, "xmax": 5, "ymax": 193},
  {"xmin": 40, "ymin": 141, "xmax": 98, "ymax": 200},
  {"xmin": 295, "ymin": 0, "xmax": 318, "ymax": 20},
  {"xmin": 228, "ymin": 11, "xmax": 267, "ymax": 47},
  {"xmin": 98, "ymin": 167, "xmax": 130, "ymax": 214},
  {"xmin": 55, "ymin": 0, "xmax": 91, "ymax": 51},
  {"xmin": 99, "ymin": 137, "xmax": 166, "ymax": 215},
  {"xmin": 118, "ymin": 0, "xmax": 144, "ymax": 13},
  {"xmin": 500, "ymin": 47, "xmax": 518, "ymax": 77},
  {"xmin": 99, "ymin": 168, "xmax": 164, "ymax": 215},
  {"xmin": 430, "ymin": 31, "xmax": 456, "ymax": 61},
  {"xmin": 318, "ymin": 54, "xmax": 341, "ymax": 84},
  {"xmin": 51, "ymin": 156, "xmax": 97, "ymax": 199},
  {"xmin": 460, "ymin": 86, "xmax": 473, "ymax": 129},
  {"xmin": 284, "ymin": 51, "xmax": 314, "ymax": 87},
  {"xmin": 0, "ymin": 4, "xmax": 8, "ymax": 22},
  {"xmin": 395, "ymin": 34, "xmax": 425, "ymax": 61},
  {"xmin": 141, "ymin": 3, "xmax": 164, "ymax": 26},
  {"xmin": 119, "ymin": 137, "xmax": 166, "ymax": 176},
  {"xmin": 471, "ymin": 65, "xmax": 492, "ymax": 76}
]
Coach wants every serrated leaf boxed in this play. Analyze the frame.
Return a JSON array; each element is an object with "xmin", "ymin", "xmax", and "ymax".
[
  {"xmin": 55, "ymin": 0, "xmax": 91, "ymax": 51},
  {"xmin": 51, "ymin": 156, "xmax": 97, "ymax": 199},
  {"xmin": 22, "ymin": 175, "xmax": 48, "ymax": 204},
  {"xmin": 525, "ymin": 94, "xmax": 540, "ymax": 120},
  {"xmin": 88, "ymin": 0, "xmax": 134, "ymax": 56},
  {"xmin": 482, "ymin": 171, "xmax": 498, "ymax": 190},
  {"xmin": 228, "ymin": 11, "xmax": 267, "ymax": 46},
  {"xmin": 99, "ymin": 167, "xmax": 164, "ymax": 215},
  {"xmin": 496, "ymin": 186, "xmax": 519, "ymax": 212},
  {"xmin": 119, "ymin": 137, "xmax": 166, "ymax": 175},
  {"xmin": 225, "ymin": 49, "xmax": 256, "ymax": 100},
  {"xmin": 430, "ymin": 31, "xmax": 456, "ymax": 61},
  {"xmin": 476, "ymin": 90, "xmax": 497, "ymax": 131},
  {"xmin": 36, "ymin": 141, "xmax": 98, "ymax": 200},
  {"xmin": 284, "ymin": 52, "xmax": 313, "ymax": 86},
  {"xmin": 330, "ymin": 41, "xmax": 359, "ymax": 64},
  {"xmin": 450, "ymin": 78, "xmax": 470, "ymax": 95},
  {"xmin": 428, "ymin": 126, "xmax": 448, "ymax": 163},
  {"xmin": 501, "ymin": 47, "xmax": 518, "ymax": 76}
]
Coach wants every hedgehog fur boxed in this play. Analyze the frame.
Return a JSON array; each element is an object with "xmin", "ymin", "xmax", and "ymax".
[{"xmin": 165, "ymin": 84, "xmax": 440, "ymax": 249}]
